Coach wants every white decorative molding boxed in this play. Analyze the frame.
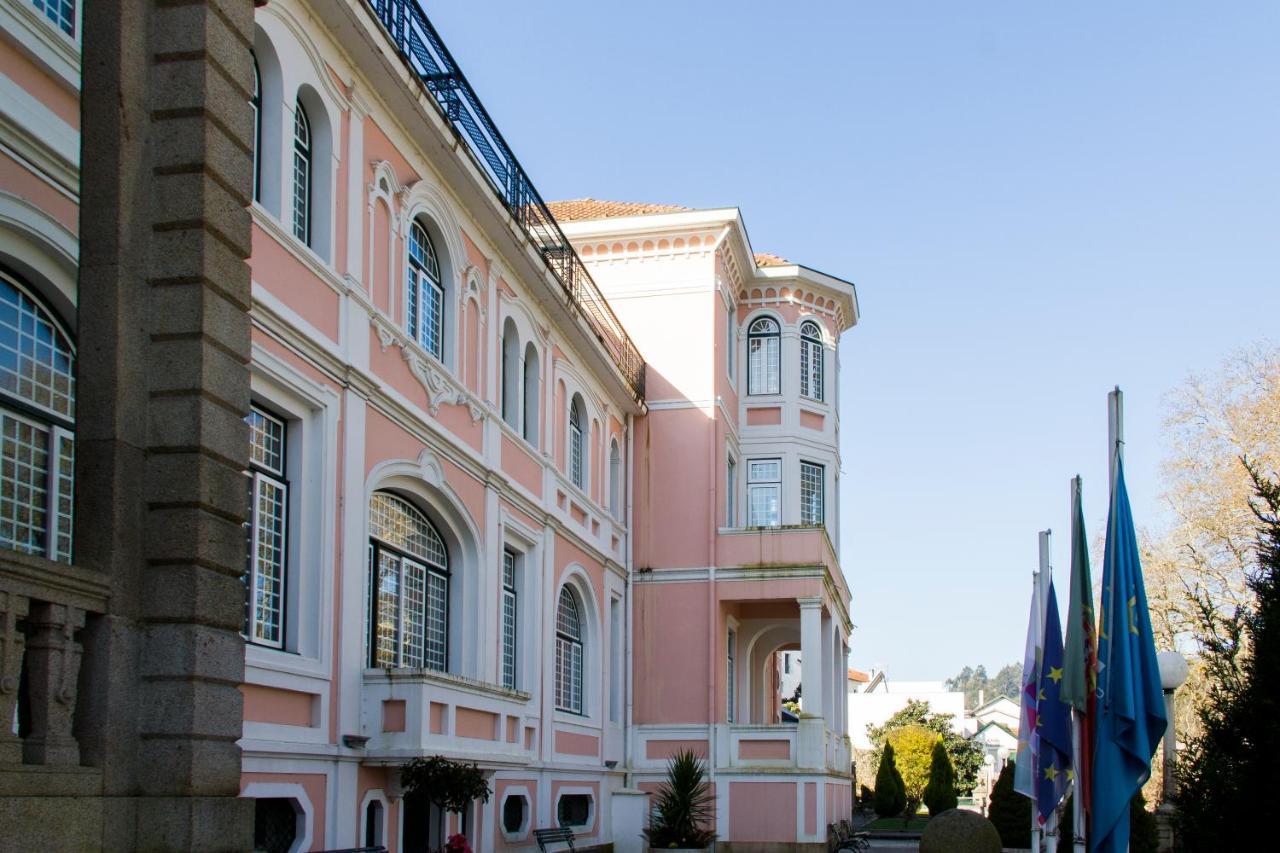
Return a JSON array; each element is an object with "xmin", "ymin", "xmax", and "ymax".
[
  {"xmin": 416, "ymin": 449, "xmax": 445, "ymax": 488},
  {"xmin": 367, "ymin": 314, "xmax": 486, "ymax": 423}
]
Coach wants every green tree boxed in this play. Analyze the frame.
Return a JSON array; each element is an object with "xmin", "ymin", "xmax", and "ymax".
[
  {"xmin": 867, "ymin": 699, "xmax": 984, "ymax": 794},
  {"xmin": 400, "ymin": 755, "xmax": 491, "ymax": 829},
  {"xmin": 887, "ymin": 725, "xmax": 937, "ymax": 802},
  {"xmin": 922, "ymin": 739, "xmax": 958, "ymax": 815},
  {"xmin": 1174, "ymin": 464, "xmax": 1280, "ymax": 851},
  {"xmin": 986, "ymin": 759, "xmax": 1029, "ymax": 848},
  {"xmin": 873, "ymin": 743, "xmax": 906, "ymax": 818},
  {"xmin": 988, "ymin": 663, "xmax": 1022, "ymax": 702}
]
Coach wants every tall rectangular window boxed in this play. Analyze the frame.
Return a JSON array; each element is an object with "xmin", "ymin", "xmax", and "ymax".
[
  {"xmin": 726, "ymin": 306, "xmax": 735, "ymax": 382},
  {"xmin": 245, "ymin": 406, "xmax": 289, "ymax": 648},
  {"xmin": 610, "ymin": 597, "xmax": 622, "ymax": 724},
  {"xmin": 502, "ymin": 549, "xmax": 518, "ymax": 690},
  {"xmin": 31, "ymin": 1, "xmax": 75, "ymax": 37},
  {"xmin": 800, "ymin": 461, "xmax": 825, "ymax": 526},
  {"xmin": 726, "ymin": 456, "xmax": 737, "ymax": 527},
  {"xmin": 747, "ymin": 459, "xmax": 781, "ymax": 527},
  {"xmin": 727, "ymin": 627, "xmax": 737, "ymax": 723}
]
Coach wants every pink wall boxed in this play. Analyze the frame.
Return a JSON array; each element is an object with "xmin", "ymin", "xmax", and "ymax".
[
  {"xmin": 549, "ymin": 780, "xmax": 600, "ymax": 839},
  {"xmin": 632, "ymin": 408, "xmax": 712, "ymax": 570},
  {"xmin": 738, "ymin": 739, "xmax": 790, "ymax": 761},
  {"xmin": 644, "ymin": 739, "xmax": 708, "ymax": 760},
  {"xmin": 250, "ymin": 222, "xmax": 340, "ymax": 341},
  {"xmin": 493, "ymin": 779, "xmax": 537, "ymax": 850},
  {"xmin": 729, "ymin": 781, "xmax": 796, "ymax": 843},
  {"xmin": 554, "ymin": 729, "xmax": 600, "ymax": 757},
  {"xmin": 241, "ymin": 684, "xmax": 315, "ymax": 727},
  {"xmin": 501, "ymin": 435, "xmax": 542, "ymax": 496},
  {"xmin": 633, "ymin": 582, "xmax": 710, "ymax": 723},
  {"xmin": 0, "ymin": 39, "xmax": 78, "ymax": 127},
  {"xmin": 456, "ymin": 707, "xmax": 498, "ymax": 740}
]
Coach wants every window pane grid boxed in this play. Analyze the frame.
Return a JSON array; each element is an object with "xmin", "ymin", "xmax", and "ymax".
[
  {"xmin": 31, "ymin": 0, "xmax": 74, "ymax": 36},
  {"xmin": 568, "ymin": 405, "xmax": 584, "ymax": 489},
  {"xmin": 502, "ymin": 549, "xmax": 517, "ymax": 689},
  {"xmin": 409, "ymin": 223, "xmax": 444, "ymax": 359},
  {"xmin": 747, "ymin": 458, "xmax": 781, "ymax": 528},
  {"xmin": 247, "ymin": 408, "xmax": 285, "ymax": 475},
  {"xmin": 374, "ymin": 550, "xmax": 401, "ymax": 668},
  {"xmin": 369, "ymin": 493, "xmax": 450, "ymax": 671},
  {"xmin": 292, "ymin": 104, "xmax": 311, "ymax": 244},
  {"xmin": 369, "ymin": 493, "xmax": 447, "ymax": 568},
  {"xmin": 1, "ymin": 277, "xmax": 76, "ymax": 419},
  {"xmin": 800, "ymin": 322, "xmax": 823, "ymax": 402},
  {"xmin": 53, "ymin": 431, "xmax": 73, "ymax": 562},
  {"xmin": 801, "ymin": 461, "xmax": 825, "ymax": 526},
  {"xmin": 0, "ymin": 411, "xmax": 49, "ymax": 557},
  {"xmin": 248, "ymin": 473, "xmax": 287, "ymax": 646},
  {"xmin": 555, "ymin": 588, "xmax": 583, "ymax": 713},
  {"xmin": 747, "ymin": 317, "xmax": 780, "ymax": 395}
]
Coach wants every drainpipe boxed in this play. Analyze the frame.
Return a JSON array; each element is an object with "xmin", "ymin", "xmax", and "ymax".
[{"xmin": 624, "ymin": 411, "xmax": 635, "ymax": 788}]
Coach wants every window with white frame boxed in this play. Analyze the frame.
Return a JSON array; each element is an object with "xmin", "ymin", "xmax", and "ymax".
[
  {"xmin": 522, "ymin": 343, "xmax": 540, "ymax": 445},
  {"xmin": 747, "ymin": 459, "xmax": 781, "ymax": 527},
  {"xmin": 502, "ymin": 548, "xmax": 518, "ymax": 690},
  {"xmin": 291, "ymin": 100, "xmax": 311, "ymax": 245},
  {"xmin": 727, "ymin": 626, "xmax": 737, "ymax": 722},
  {"xmin": 407, "ymin": 220, "xmax": 445, "ymax": 361},
  {"xmin": 501, "ymin": 318, "xmax": 520, "ymax": 428},
  {"xmin": 800, "ymin": 460, "xmax": 825, "ymax": 526},
  {"xmin": 726, "ymin": 455, "xmax": 736, "ymax": 527},
  {"xmin": 244, "ymin": 406, "xmax": 289, "ymax": 648},
  {"xmin": 557, "ymin": 793, "xmax": 592, "ymax": 828},
  {"xmin": 368, "ymin": 492, "xmax": 449, "ymax": 670},
  {"xmin": 568, "ymin": 395, "xmax": 585, "ymax": 491},
  {"xmin": 800, "ymin": 320, "xmax": 824, "ymax": 402},
  {"xmin": 747, "ymin": 316, "xmax": 780, "ymax": 395},
  {"xmin": 0, "ymin": 272, "xmax": 75, "ymax": 564},
  {"xmin": 555, "ymin": 586, "xmax": 584, "ymax": 714},
  {"xmin": 31, "ymin": 1, "xmax": 75, "ymax": 37}
]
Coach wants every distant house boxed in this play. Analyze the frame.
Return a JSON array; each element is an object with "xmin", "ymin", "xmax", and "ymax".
[
  {"xmin": 845, "ymin": 668, "xmax": 967, "ymax": 750},
  {"xmin": 967, "ymin": 694, "xmax": 1020, "ymax": 736}
]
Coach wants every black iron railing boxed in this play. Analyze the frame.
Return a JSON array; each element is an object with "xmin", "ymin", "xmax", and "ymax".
[{"xmin": 366, "ymin": 0, "xmax": 646, "ymax": 401}]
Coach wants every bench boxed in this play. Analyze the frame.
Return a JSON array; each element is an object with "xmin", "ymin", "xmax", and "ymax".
[
  {"xmin": 533, "ymin": 826, "xmax": 576, "ymax": 852},
  {"xmin": 827, "ymin": 819, "xmax": 870, "ymax": 852}
]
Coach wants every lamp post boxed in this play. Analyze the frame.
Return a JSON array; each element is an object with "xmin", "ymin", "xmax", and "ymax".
[{"xmin": 1156, "ymin": 651, "xmax": 1189, "ymax": 851}]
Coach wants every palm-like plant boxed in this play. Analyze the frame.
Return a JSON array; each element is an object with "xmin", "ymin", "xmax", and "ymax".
[{"xmin": 643, "ymin": 750, "xmax": 717, "ymax": 849}]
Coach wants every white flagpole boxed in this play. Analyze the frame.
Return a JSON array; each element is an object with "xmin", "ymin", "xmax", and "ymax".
[
  {"xmin": 1070, "ymin": 477, "xmax": 1087, "ymax": 853},
  {"xmin": 1032, "ymin": 530, "xmax": 1052, "ymax": 853},
  {"xmin": 1106, "ymin": 387, "xmax": 1128, "ymax": 853}
]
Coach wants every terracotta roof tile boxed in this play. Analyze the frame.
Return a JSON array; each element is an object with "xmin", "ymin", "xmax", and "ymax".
[
  {"xmin": 848, "ymin": 668, "xmax": 870, "ymax": 682},
  {"xmin": 754, "ymin": 252, "xmax": 789, "ymax": 267},
  {"xmin": 545, "ymin": 198, "xmax": 690, "ymax": 222}
]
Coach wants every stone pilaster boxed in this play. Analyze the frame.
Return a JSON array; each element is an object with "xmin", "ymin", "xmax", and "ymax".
[
  {"xmin": 78, "ymin": 1, "xmax": 257, "ymax": 849},
  {"xmin": 0, "ymin": 591, "xmax": 29, "ymax": 764},
  {"xmin": 21, "ymin": 602, "xmax": 85, "ymax": 766}
]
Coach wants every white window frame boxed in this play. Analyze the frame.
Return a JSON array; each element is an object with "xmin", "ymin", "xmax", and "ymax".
[
  {"xmin": 726, "ymin": 454, "xmax": 737, "ymax": 527},
  {"xmin": 568, "ymin": 396, "xmax": 585, "ymax": 491},
  {"xmin": 244, "ymin": 405, "xmax": 289, "ymax": 649},
  {"xmin": 407, "ymin": 219, "xmax": 445, "ymax": 361},
  {"xmin": 800, "ymin": 320, "xmax": 824, "ymax": 402},
  {"xmin": 726, "ymin": 304, "xmax": 736, "ymax": 383},
  {"xmin": 555, "ymin": 586, "xmax": 584, "ymax": 714},
  {"xmin": 502, "ymin": 547, "xmax": 518, "ymax": 690},
  {"xmin": 608, "ymin": 438, "xmax": 621, "ymax": 519},
  {"xmin": 368, "ymin": 492, "xmax": 449, "ymax": 671},
  {"xmin": 747, "ymin": 316, "xmax": 780, "ymax": 395},
  {"xmin": 291, "ymin": 100, "xmax": 311, "ymax": 245},
  {"xmin": 727, "ymin": 625, "xmax": 737, "ymax": 723},
  {"xmin": 747, "ymin": 458, "xmax": 782, "ymax": 528},
  {"xmin": 800, "ymin": 460, "xmax": 825, "ymax": 526}
]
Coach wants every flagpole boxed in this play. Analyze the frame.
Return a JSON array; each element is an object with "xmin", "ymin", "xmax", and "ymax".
[
  {"xmin": 1108, "ymin": 387, "xmax": 1124, "ymax": 490},
  {"xmin": 1106, "ymin": 387, "xmax": 1129, "ymax": 853},
  {"xmin": 1070, "ymin": 477, "xmax": 1087, "ymax": 853},
  {"xmin": 1033, "ymin": 530, "xmax": 1052, "ymax": 853}
]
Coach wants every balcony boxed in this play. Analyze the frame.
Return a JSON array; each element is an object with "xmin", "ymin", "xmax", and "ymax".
[
  {"xmin": 362, "ymin": 0, "xmax": 645, "ymax": 402},
  {"xmin": 634, "ymin": 722, "xmax": 849, "ymax": 776},
  {"xmin": 361, "ymin": 668, "xmax": 535, "ymax": 766},
  {"xmin": 716, "ymin": 524, "xmax": 850, "ymax": 606}
]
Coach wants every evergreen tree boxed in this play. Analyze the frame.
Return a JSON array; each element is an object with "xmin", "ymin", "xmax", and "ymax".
[
  {"xmin": 987, "ymin": 759, "xmax": 1030, "ymax": 848},
  {"xmin": 866, "ymin": 699, "xmax": 983, "ymax": 794},
  {"xmin": 874, "ymin": 743, "xmax": 906, "ymax": 818},
  {"xmin": 1174, "ymin": 464, "xmax": 1280, "ymax": 851},
  {"xmin": 922, "ymin": 739, "xmax": 958, "ymax": 815}
]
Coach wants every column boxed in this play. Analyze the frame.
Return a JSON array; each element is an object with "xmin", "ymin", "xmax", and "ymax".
[
  {"xmin": 798, "ymin": 597, "xmax": 824, "ymax": 719},
  {"xmin": 797, "ymin": 597, "xmax": 825, "ymax": 769},
  {"xmin": 21, "ymin": 602, "xmax": 85, "ymax": 766},
  {"xmin": 0, "ymin": 591, "xmax": 28, "ymax": 763},
  {"xmin": 78, "ymin": 1, "xmax": 257, "ymax": 847}
]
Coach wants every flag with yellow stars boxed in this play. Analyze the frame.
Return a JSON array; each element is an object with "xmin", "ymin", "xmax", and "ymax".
[
  {"xmin": 1036, "ymin": 577, "xmax": 1072, "ymax": 827},
  {"xmin": 1090, "ymin": 458, "xmax": 1167, "ymax": 853}
]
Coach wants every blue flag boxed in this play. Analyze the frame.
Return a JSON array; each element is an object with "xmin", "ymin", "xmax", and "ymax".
[
  {"xmin": 1091, "ymin": 459, "xmax": 1167, "ymax": 853},
  {"xmin": 1036, "ymin": 578, "xmax": 1072, "ymax": 826}
]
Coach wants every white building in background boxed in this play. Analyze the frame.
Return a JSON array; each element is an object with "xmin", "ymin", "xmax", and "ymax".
[{"xmin": 845, "ymin": 668, "xmax": 967, "ymax": 750}]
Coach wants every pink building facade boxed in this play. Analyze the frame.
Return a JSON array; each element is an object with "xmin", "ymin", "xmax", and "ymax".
[{"xmin": 0, "ymin": 1, "xmax": 857, "ymax": 850}]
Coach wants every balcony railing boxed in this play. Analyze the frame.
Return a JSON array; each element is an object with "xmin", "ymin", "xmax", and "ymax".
[{"xmin": 366, "ymin": 1, "xmax": 646, "ymax": 401}]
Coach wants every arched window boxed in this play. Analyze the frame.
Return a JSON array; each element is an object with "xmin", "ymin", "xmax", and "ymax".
[
  {"xmin": 568, "ymin": 395, "xmax": 585, "ymax": 490},
  {"xmin": 368, "ymin": 491, "xmax": 449, "ymax": 670},
  {"xmin": 501, "ymin": 318, "xmax": 520, "ymax": 428},
  {"xmin": 555, "ymin": 587, "xmax": 584, "ymax": 713},
  {"xmin": 0, "ymin": 271, "xmax": 75, "ymax": 563},
  {"xmin": 608, "ymin": 439, "xmax": 621, "ymax": 519},
  {"xmin": 291, "ymin": 100, "xmax": 311, "ymax": 245},
  {"xmin": 747, "ymin": 317, "xmax": 780, "ymax": 395},
  {"xmin": 800, "ymin": 320, "xmax": 824, "ymax": 402},
  {"xmin": 407, "ymin": 220, "xmax": 444, "ymax": 360},
  {"xmin": 250, "ymin": 52, "xmax": 261, "ymax": 203},
  {"xmin": 522, "ymin": 343, "xmax": 539, "ymax": 445}
]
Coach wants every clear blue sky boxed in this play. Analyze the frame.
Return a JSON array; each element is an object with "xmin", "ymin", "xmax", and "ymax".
[{"xmin": 425, "ymin": 1, "xmax": 1280, "ymax": 678}]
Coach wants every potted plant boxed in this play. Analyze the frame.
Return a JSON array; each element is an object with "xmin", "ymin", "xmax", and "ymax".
[
  {"xmin": 643, "ymin": 749, "xmax": 717, "ymax": 851},
  {"xmin": 400, "ymin": 755, "xmax": 491, "ymax": 852}
]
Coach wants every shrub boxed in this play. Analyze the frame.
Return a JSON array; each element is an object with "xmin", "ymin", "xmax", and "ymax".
[
  {"xmin": 1129, "ymin": 791, "xmax": 1158, "ymax": 853},
  {"xmin": 400, "ymin": 755, "xmax": 491, "ymax": 817},
  {"xmin": 874, "ymin": 743, "xmax": 907, "ymax": 818},
  {"xmin": 923, "ymin": 739, "xmax": 959, "ymax": 815},
  {"xmin": 642, "ymin": 750, "xmax": 717, "ymax": 849},
  {"xmin": 986, "ymin": 759, "xmax": 1029, "ymax": 848},
  {"xmin": 887, "ymin": 724, "xmax": 938, "ymax": 802},
  {"xmin": 860, "ymin": 784, "xmax": 874, "ymax": 806}
]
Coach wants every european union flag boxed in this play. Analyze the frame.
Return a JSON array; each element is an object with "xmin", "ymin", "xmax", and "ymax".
[
  {"xmin": 1036, "ymin": 578, "xmax": 1072, "ymax": 826},
  {"xmin": 1091, "ymin": 459, "xmax": 1167, "ymax": 853}
]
